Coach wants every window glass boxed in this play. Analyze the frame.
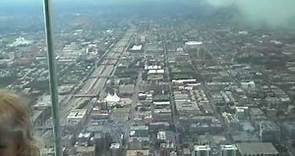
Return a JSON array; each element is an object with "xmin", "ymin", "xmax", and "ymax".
[
  {"xmin": 0, "ymin": 0, "xmax": 55, "ymax": 155},
  {"xmin": 2, "ymin": 0, "xmax": 295, "ymax": 156}
]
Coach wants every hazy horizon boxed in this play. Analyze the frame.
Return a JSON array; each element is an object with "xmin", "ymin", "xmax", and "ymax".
[{"xmin": 1, "ymin": 0, "xmax": 295, "ymax": 30}]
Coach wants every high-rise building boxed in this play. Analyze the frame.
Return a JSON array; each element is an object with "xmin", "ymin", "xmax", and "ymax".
[
  {"xmin": 192, "ymin": 145, "xmax": 211, "ymax": 156},
  {"xmin": 220, "ymin": 145, "xmax": 237, "ymax": 156}
]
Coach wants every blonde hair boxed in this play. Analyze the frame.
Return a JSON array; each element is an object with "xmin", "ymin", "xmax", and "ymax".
[{"xmin": 0, "ymin": 90, "xmax": 39, "ymax": 156}]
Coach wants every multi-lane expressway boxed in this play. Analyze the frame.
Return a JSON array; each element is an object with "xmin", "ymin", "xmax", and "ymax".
[
  {"xmin": 38, "ymin": 26, "xmax": 135, "ymax": 134},
  {"xmin": 60, "ymin": 27, "xmax": 135, "ymax": 124}
]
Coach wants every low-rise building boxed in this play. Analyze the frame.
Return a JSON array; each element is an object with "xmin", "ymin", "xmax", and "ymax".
[
  {"xmin": 258, "ymin": 120, "xmax": 280, "ymax": 143},
  {"xmin": 126, "ymin": 150, "xmax": 149, "ymax": 156},
  {"xmin": 282, "ymin": 121, "xmax": 295, "ymax": 139},
  {"xmin": 237, "ymin": 143, "xmax": 279, "ymax": 156},
  {"xmin": 220, "ymin": 145, "xmax": 237, "ymax": 156},
  {"xmin": 119, "ymin": 84, "xmax": 135, "ymax": 97},
  {"xmin": 66, "ymin": 109, "xmax": 88, "ymax": 133},
  {"xmin": 192, "ymin": 145, "xmax": 211, "ymax": 156},
  {"xmin": 75, "ymin": 145, "xmax": 95, "ymax": 156},
  {"xmin": 153, "ymin": 108, "xmax": 172, "ymax": 122}
]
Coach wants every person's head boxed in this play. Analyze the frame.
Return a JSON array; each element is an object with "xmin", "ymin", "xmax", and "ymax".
[{"xmin": 0, "ymin": 90, "xmax": 38, "ymax": 156}]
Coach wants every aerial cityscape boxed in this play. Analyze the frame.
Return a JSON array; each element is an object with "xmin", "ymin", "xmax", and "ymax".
[{"xmin": 1, "ymin": 0, "xmax": 295, "ymax": 156}]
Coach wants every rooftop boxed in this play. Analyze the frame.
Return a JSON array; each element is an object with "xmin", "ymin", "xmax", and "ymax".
[
  {"xmin": 221, "ymin": 144, "xmax": 238, "ymax": 150},
  {"xmin": 130, "ymin": 125, "xmax": 149, "ymax": 131},
  {"xmin": 282, "ymin": 121, "xmax": 295, "ymax": 129},
  {"xmin": 76, "ymin": 145, "xmax": 95, "ymax": 153},
  {"xmin": 157, "ymin": 131, "xmax": 166, "ymax": 140},
  {"xmin": 193, "ymin": 145, "xmax": 211, "ymax": 151},
  {"xmin": 126, "ymin": 150, "xmax": 149, "ymax": 156},
  {"xmin": 130, "ymin": 45, "xmax": 143, "ymax": 51},
  {"xmin": 67, "ymin": 109, "xmax": 87, "ymax": 119},
  {"xmin": 148, "ymin": 69, "xmax": 165, "ymax": 74},
  {"xmin": 237, "ymin": 143, "xmax": 278, "ymax": 155},
  {"xmin": 260, "ymin": 120, "xmax": 280, "ymax": 131},
  {"xmin": 110, "ymin": 143, "xmax": 121, "ymax": 149},
  {"xmin": 185, "ymin": 41, "xmax": 203, "ymax": 46}
]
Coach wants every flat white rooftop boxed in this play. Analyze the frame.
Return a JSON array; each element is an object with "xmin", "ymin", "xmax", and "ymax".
[
  {"xmin": 185, "ymin": 41, "xmax": 203, "ymax": 46},
  {"xmin": 130, "ymin": 45, "xmax": 143, "ymax": 51},
  {"xmin": 67, "ymin": 109, "xmax": 87, "ymax": 119},
  {"xmin": 194, "ymin": 145, "xmax": 211, "ymax": 151},
  {"xmin": 221, "ymin": 145, "xmax": 238, "ymax": 150}
]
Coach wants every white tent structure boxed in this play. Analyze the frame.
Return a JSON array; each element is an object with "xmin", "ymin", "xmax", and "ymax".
[{"xmin": 104, "ymin": 93, "xmax": 121, "ymax": 107}]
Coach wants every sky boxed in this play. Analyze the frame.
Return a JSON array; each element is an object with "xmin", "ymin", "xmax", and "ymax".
[
  {"xmin": 1, "ymin": 0, "xmax": 295, "ymax": 28},
  {"xmin": 0, "ymin": 0, "xmax": 175, "ymax": 5}
]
